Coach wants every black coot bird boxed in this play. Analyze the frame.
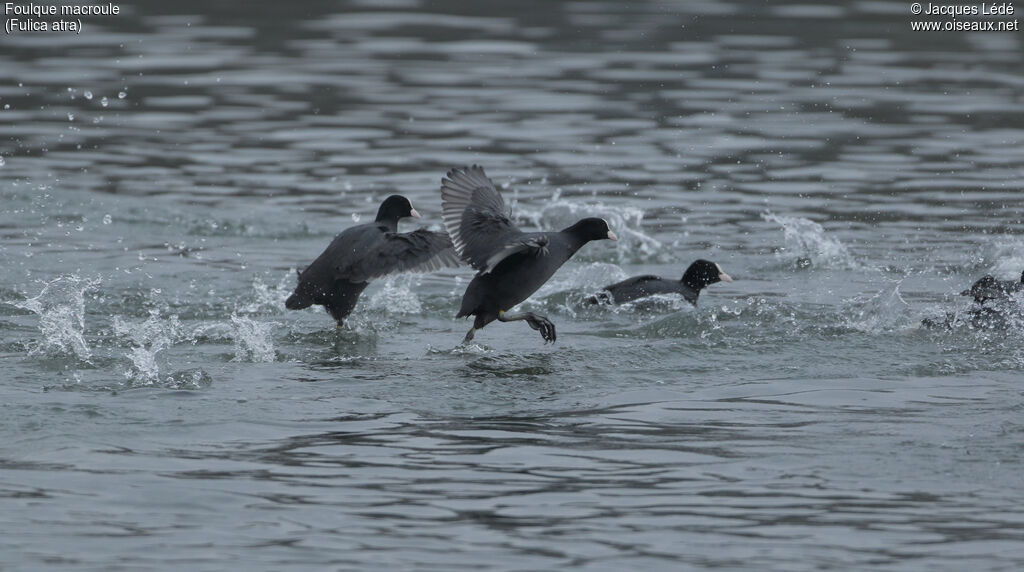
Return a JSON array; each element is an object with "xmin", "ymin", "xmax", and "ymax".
[
  {"xmin": 588, "ymin": 259, "xmax": 732, "ymax": 306},
  {"xmin": 922, "ymin": 269, "xmax": 1024, "ymax": 330},
  {"xmin": 441, "ymin": 165, "xmax": 618, "ymax": 344},
  {"xmin": 285, "ymin": 195, "xmax": 460, "ymax": 327},
  {"xmin": 960, "ymin": 270, "xmax": 1024, "ymax": 303}
]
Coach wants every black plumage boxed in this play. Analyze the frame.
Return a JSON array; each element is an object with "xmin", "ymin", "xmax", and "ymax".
[
  {"xmin": 588, "ymin": 259, "xmax": 732, "ymax": 306},
  {"xmin": 285, "ymin": 195, "xmax": 460, "ymax": 327},
  {"xmin": 960, "ymin": 270, "xmax": 1024, "ymax": 303},
  {"xmin": 441, "ymin": 165, "xmax": 618, "ymax": 344},
  {"xmin": 922, "ymin": 269, "xmax": 1024, "ymax": 330}
]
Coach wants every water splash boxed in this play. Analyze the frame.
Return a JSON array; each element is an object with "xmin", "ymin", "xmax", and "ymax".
[
  {"xmin": 982, "ymin": 237, "xmax": 1024, "ymax": 279},
  {"xmin": 762, "ymin": 212, "xmax": 861, "ymax": 270},
  {"xmin": 536, "ymin": 262, "xmax": 627, "ymax": 296},
  {"xmin": 112, "ymin": 310, "xmax": 184, "ymax": 385},
  {"xmin": 237, "ymin": 272, "xmax": 294, "ymax": 315},
  {"xmin": 13, "ymin": 275, "xmax": 98, "ymax": 360},
  {"xmin": 618, "ymin": 293, "xmax": 698, "ymax": 315},
  {"xmin": 230, "ymin": 314, "xmax": 276, "ymax": 363},
  {"xmin": 432, "ymin": 342, "xmax": 492, "ymax": 356},
  {"xmin": 515, "ymin": 194, "xmax": 665, "ymax": 263},
  {"xmin": 164, "ymin": 368, "xmax": 214, "ymax": 389},
  {"xmin": 844, "ymin": 281, "xmax": 915, "ymax": 333},
  {"xmin": 364, "ymin": 275, "xmax": 423, "ymax": 315}
]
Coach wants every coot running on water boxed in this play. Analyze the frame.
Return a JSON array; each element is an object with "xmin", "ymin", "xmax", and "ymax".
[
  {"xmin": 960, "ymin": 270, "xmax": 1024, "ymax": 303},
  {"xmin": 922, "ymin": 269, "xmax": 1024, "ymax": 330},
  {"xmin": 285, "ymin": 195, "xmax": 460, "ymax": 327},
  {"xmin": 440, "ymin": 165, "xmax": 617, "ymax": 344}
]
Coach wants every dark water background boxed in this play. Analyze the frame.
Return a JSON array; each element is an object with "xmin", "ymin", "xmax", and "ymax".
[{"xmin": 3, "ymin": 1, "xmax": 1024, "ymax": 570}]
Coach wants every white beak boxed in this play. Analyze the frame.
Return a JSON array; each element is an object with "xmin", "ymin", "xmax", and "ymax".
[
  {"xmin": 409, "ymin": 208, "xmax": 421, "ymax": 219},
  {"xmin": 607, "ymin": 230, "xmax": 618, "ymax": 241},
  {"xmin": 716, "ymin": 264, "xmax": 733, "ymax": 282}
]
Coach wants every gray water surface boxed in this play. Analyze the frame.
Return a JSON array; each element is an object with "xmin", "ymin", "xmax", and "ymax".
[{"xmin": 3, "ymin": 1, "xmax": 1024, "ymax": 570}]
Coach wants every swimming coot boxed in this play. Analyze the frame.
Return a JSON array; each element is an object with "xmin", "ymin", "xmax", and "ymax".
[
  {"xmin": 588, "ymin": 259, "xmax": 732, "ymax": 306},
  {"xmin": 440, "ymin": 165, "xmax": 617, "ymax": 344},
  {"xmin": 285, "ymin": 195, "xmax": 460, "ymax": 327}
]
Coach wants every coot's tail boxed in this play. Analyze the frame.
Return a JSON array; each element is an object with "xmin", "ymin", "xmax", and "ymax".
[
  {"xmin": 285, "ymin": 290, "xmax": 313, "ymax": 310},
  {"xmin": 285, "ymin": 269, "xmax": 313, "ymax": 310}
]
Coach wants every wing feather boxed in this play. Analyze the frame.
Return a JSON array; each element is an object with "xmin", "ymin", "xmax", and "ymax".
[
  {"xmin": 340, "ymin": 229, "xmax": 462, "ymax": 282},
  {"xmin": 440, "ymin": 165, "xmax": 526, "ymax": 271}
]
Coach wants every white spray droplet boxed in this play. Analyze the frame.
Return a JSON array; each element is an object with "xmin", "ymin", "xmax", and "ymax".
[
  {"xmin": 84, "ymin": 91, "xmax": 93, "ymax": 100},
  {"xmin": 103, "ymin": 214, "xmax": 112, "ymax": 225}
]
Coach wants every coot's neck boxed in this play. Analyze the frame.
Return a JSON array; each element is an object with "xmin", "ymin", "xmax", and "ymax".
[
  {"xmin": 559, "ymin": 223, "xmax": 597, "ymax": 252},
  {"xmin": 375, "ymin": 212, "xmax": 401, "ymax": 232},
  {"xmin": 680, "ymin": 270, "xmax": 705, "ymax": 291}
]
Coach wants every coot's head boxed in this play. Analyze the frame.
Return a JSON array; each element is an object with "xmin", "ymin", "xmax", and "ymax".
[
  {"xmin": 682, "ymin": 259, "xmax": 733, "ymax": 289},
  {"xmin": 375, "ymin": 195, "xmax": 421, "ymax": 223},
  {"xmin": 565, "ymin": 217, "xmax": 618, "ymax": 242},
  {"xmin": 961, "ymin": 275, "xmax": 1002, "ymax": 303}
]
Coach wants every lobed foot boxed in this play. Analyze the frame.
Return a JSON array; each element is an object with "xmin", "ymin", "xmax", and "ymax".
[{"xmin": 523, "ymin": 312, "xmax": 556, "ymax": 343}]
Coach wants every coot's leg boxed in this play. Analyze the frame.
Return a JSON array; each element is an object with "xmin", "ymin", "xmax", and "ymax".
[
  {"xmin": 324, "ymin": 280, "xmax": 369, "ymax": 330},
  {"xmin": 498, "ymin": 310, "xmax": 556, "ymax": 343},
  {"xmin": 462, "ymin": 327, "xmax": 476, "ymax": 344}
]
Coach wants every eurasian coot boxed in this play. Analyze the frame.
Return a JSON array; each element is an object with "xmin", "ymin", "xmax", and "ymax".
[
  {"xmin": 285, "ymin": 195, "xmax": 460, "ymax": 327},
  {"xmin": 440, "ymin": 166, "xmax": 617, "ymax": 344}
]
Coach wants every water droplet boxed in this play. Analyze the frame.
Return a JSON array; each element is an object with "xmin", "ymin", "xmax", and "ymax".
[
  {"xmin": 67, "ymin": 113, "xmax": 74, "ymax": 121},
  {"xmin": 84, "ymin": 90, "xmax": 93, "ymax": 100},
  {"xmin": 103, "ymin": 214, "xmax": 112, "ymax": 225},
  {"xmin": 0, "ymin": 157, "xmax": 5, "ymax": 167},
  {"xmin": 118, "ymin": 91, "xmax": 127, "ymax": 99},
  {"xmin": 100, "ymin": 97, "xmax": 109, "ymax": 107}
]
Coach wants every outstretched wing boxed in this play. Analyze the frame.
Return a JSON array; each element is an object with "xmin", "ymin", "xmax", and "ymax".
[
  {"xmin": 441, "ymin": 165, "xmax": 526, "ymax": 272},
  {"xmin": 340, "ymin": 229, "xmax": 462, "ymax": 283}
]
